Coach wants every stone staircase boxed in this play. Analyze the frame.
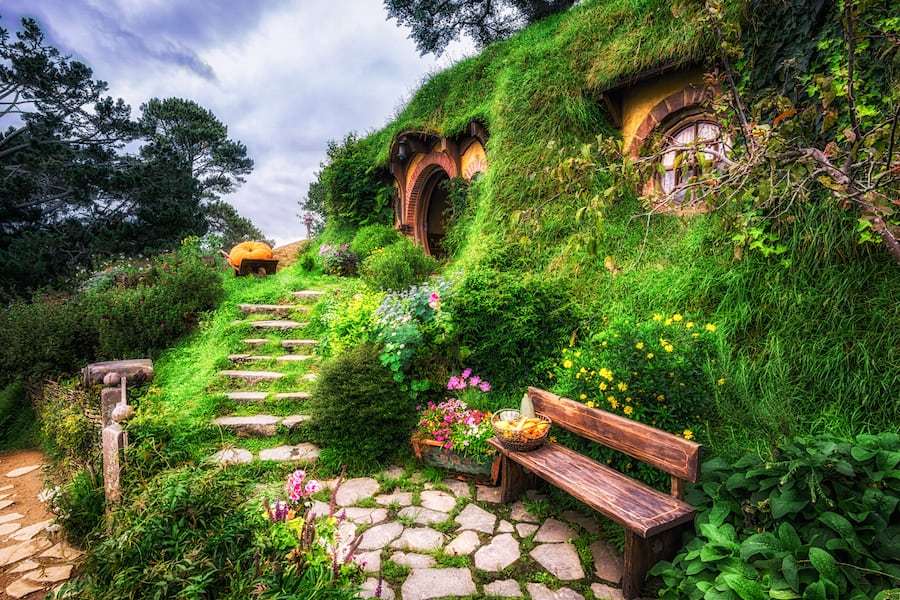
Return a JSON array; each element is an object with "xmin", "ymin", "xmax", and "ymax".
[{"xmin": 211, "ymin": 290, "xmax": 325, "ymax": 465}]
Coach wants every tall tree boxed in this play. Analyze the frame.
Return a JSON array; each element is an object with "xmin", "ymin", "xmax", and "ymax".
[{"xmin": 384, "ymin": 0, "xmax": 576, "ymax": 55}]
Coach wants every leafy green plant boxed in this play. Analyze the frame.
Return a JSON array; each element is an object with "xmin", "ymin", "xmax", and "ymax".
[
  {"xmin": 350, "ymin": 223, "xmax": 402, "ymax": 260},
  {"xmin": 307, "ymin": 343, "xmax": 415, "ymax": 467},
  {"xmin": 359, "ymin": 236, "xmax": 439, "ymax": 292},
  {"xmin": 49, "ymin": 469, "xmax": 105, "ymax": 547},
  {"xmin": 447, "ymin": 267, "xmax": 579, "ymax": 392},
  {"xmin": 316, "ymin": 281, "xmax": 383, "ymax": 357},
  {"xmin": 317, "ymin": 242, "xmax": 360, "ymax": 276},
  {"xmin": 652, "ymin": 432, "xmax": 900, "ymax": 600},
  {"xmin": 0, "ymin": 382, "xmax": 36, "ymax": 450},
  {"xmin": 548, "ymin": 312, "xmax": 720, "ymax": 441}
]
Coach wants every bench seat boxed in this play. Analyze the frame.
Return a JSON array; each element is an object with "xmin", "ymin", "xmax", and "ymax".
[{"xmin": 487, "ymin": 439, "xmax": 696, "ymax": 538}]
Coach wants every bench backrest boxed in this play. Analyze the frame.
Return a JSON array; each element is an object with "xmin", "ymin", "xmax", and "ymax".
[{"xmin": 529, "ymin": 386, "xmax": 702, "ymax": 494}]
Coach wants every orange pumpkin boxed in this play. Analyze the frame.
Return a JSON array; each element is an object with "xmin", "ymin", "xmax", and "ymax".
[{"xmin": 228, "ymin": 241, "xmax": 273, "ymax": 267}]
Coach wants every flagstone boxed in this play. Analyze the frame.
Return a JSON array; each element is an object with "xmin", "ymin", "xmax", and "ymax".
[
  {"xmin": 334, "ymin": 477, "xmax": 379, "ymax": 506},
  {"xmin": 356, "ymin": 521, "xmax": 403, "ymax": 551},
  {"xmin": 484, "ymin": 579, "xmax": 525, "ymax": 597},
  {"xmin": 475, "ymin": 484, "xmax": 501, "ymax": 503},
  {"xmin": 5, "ymin": 578, "xmax": 44, "ymax": 599},
  {"xmin": 0, "ymin": 512, "xmax": 24, "ymax": 524},
  {"xmin": 390, "ymin": 551, "xmax": 436, "ymax": 568},
  {"xmin": 525, "ymin": 582, "xmax": 585, "ymax": 600},
  {"xmin": 591, "ymin": 582, "xmax": 626, "ymax": 600},
  {"xmin": 455, "ymin": 502, "xmax": 496, "ymax": 534},
  {"xmin": 0, "ymin": 500, "xmax": 14, "ymax": 510},
  {"xmin": 9, "ymin": 559, "xmax": 39, "ymax": 573},
  {"xmin": 390, "ymin": 527, "xmax": 446, "ymax": 552},
  {"xmin": 39, "ymin": 542, "xmax": 84, "ymax": 560},
  {"xmin": 358, "ymin": 577, "xmax": 396, "ymax": 599},
  {"xmin": 534, "ymin": 518, "xmax": 577, "ymax": 543},
  {"xmin": 375, "ymin": 491, "xmax": 413, "ymax": 507},
  {"xmin": 10, "ymin": 519, "xmax": 53, "ymax": 541},
  {"xmin": 0, "ymin": 537, "xmax": 53, "ymax": 567},
  {"xmin": 444, "ymin": 530, "xmax": 480, "ymax": 556},
  {"xmin": 0, "ymin": 521, "xmax": 21, "ymax": 536},
  {"xmin": 419, "ymin": 490, "xmax": 456, "ymax": 512},
  {"xmin": 211, "ymin": 448, "xmax": 253, "ymax": 464},
  {"xmin": 354, "ymin": 549, "xmax": 382, "ymax": 573},
  {"xmin": 401, "ymin": 567, "xmax": 475, "ymax": 600},
  {"xmin": 498, "ymin": 519, "xmax": 515, "ymax": 533},
  {"xmin": 398, "ymin": 506, "xmax": 449, "ymax": 526},
  {"xmin": 441, "ymin": 479, "xmax": 471, "ymax": 498},
  {"xmin": 516, "ymin": 523, "xmax": 539, "ymax": 538},
  {"xmin": 474, "ymin": 533, "xmax": 519, "ymax": 571},
  {"xmin": 510, "ymin": 500, "xmax": 539, "ymax": 522},
  {"xmin": 5, "ymin": 465, "xmax": 41, "ymax": 478},
  {"xmin": 590, "ymin": 540, "xmax": 623, "ymax": 584},
  {"xmin": 341, "ymin": 506, "xmax": 388, "ymax": 525},
  {"xmin": 563, "ymin": 510, "xmax": 601, "ymax": 535},
  {"xmin": 530, "ymin": 543, "xmax": 585, "ymax": 580},
  {"xmin": 22, "ymin": 564, "xmax": 73, "ymax": 583}
]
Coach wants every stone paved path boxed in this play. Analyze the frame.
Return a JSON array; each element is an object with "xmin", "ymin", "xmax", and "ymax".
[
  {"xmin": 0, "ymin": 452, "xmax": 81, "ymax": 599},
  {"xmin": 310, "ymin": 472, "xmax": 649, "ymax": 600}
]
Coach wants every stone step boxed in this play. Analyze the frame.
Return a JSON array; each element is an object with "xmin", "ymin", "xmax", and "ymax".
[
  {"xmin": 292, "ymin": 290, "xmax": 325, "ymax": 301},
  {"xmin": 238, "ymin": 303, "xmax": 309, "ymax": 316},
  {"xmin": 274, "ymin": 391, "xmax": 312, "ymax": 401},
  {"xmin": 249, "ymin": 320, "xmax": 307, "ymax": 330},
  {"xmin": 226, "ymin": 391, "xmax": 269, "ymax": 402},
  {"xmin": 212, "ymin": 414, "xmax": 311, "ymax": 437},
  {"xmin": 218, "ymin": 369, "xmax": 284, "ymax": 382},
  {"xmin": 225, "ymin": 391, "xmax": 312, "ymax": 403},
  {"xmin": 282, "ymin": 339, "xmax": 318, "ymax": 349},
  {"xmin": 228, "ymin": 354, "xmax": 316, "ymax": 363},
  {"xmin": 242, "ymin": 338, "xmax": 270, "ymax": 348},
  {"xmin": 211, "ymin": 442, "xmax": 320, "ymax": 465}
]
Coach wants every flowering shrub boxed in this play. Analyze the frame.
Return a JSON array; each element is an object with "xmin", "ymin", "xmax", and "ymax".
[
  {"xmin": 414, "ymin": 370, "xmax": 494, "ymax": 458},
  {"xmin": 258, "ymin": 470, "xmax": 364, "ymax": 598},
  {"xmin": 373, "ymin": 275, "xmax": 456, "ymax": 381},
  {"xmin": 547, "ymin": 313, "xmax": 721, "ymax": 485},
  {"xmin": 318, "ymin": 243, "xmax": 360, "ymax": 276}
]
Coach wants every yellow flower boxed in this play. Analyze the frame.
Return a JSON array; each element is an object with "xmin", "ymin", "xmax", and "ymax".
[
  {"xmin": 574, "ymin": 351, "xmax": 581, "ymax": 357},
  {"xmin": 617, "ymin": 381, "xmax": 628, "ymax": 392},
  {"xmin": 625, "ymin": 397, "xmax": 632, "ymax": 403},
  {"xmin": 664, "ymin": 344, "xmax": 674, "ymax": 352},
  {"xmin": 585, "ymin": 401, "xmax": 595, "ymax": 408},
  {"xmin": 672, "ymin": 313, "xmax": 683, "ymax": 322},
  {"xmin": 579, "ymin": 393, "xmax": 587, "ymax": 400},
  {"xmin": 608, "ymin": 397, "xmax": 619, "ymax": 409},
  {"xmin": 599, "ymin": 382, "xmax": 608, "ymax": 391},
  {"xmin": 682, "ymin": 429, "xmax": 694, "ymax": 440},
  {"xmin": 685, "ymin": 321, "xmax": 694, "ymax": 328},
  {"xmin": 635, "ymin": 342, "xmax": 644, "ymax": 350},
  {"xmin": 652, "ymin": 314, "xmax": 663, "ymax": 321},
  {"xmin": 705, "ymin": 323, "xmax": 716, "ymax": 332},
  {"xmin": 563, "ymin": 359, "xmax": 573, "ymax": 369},
  {"xmin": 664, "ymin": 318, "xmax": 673, "ymax": 326},
  {"xmin": 579, "ymin": 367, "xmax": 587, "ymax": 374},
  {"xmin": 599, "ymin": 368, "xmax": 613, "ymax": 381},
  {"xmin": 623, "ymin": 405, "xmax": 633, "ymax": 415},
  {"xmin": 646, "ymin": 353, "xmax": 654, "ymax": 359},
  {"xmin": 692, "ymin": 333, "xmax": 699, "ymax": 338},
  {"xmin": 717, "ymin": 378, "xmax": 725, "ymax": 386}
]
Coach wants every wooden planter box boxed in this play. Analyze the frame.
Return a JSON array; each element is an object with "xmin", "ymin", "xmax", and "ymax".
[{"xmin": 411, "ymin": 436, "xmax": 500, "ymax": 485}]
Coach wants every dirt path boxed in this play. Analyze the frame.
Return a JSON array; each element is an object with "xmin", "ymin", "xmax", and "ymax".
[{"xmin": 0, "ymin": 450, "xmax": 81, "ymax": 599}]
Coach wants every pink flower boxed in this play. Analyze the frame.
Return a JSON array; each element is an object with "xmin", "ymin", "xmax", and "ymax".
[
  {"xmin": 447, "ymin": 376, "xmax": 460, "ymax": 390},
  {"xmin": 461, "ymin": 368, "xmax": 472, "ymax": 379},
  {"xmin": 469, "ymin": 375, "xmax": 481, "ymax": 387},
  {"xmin": 286, "ymin": 469, "xmax": 307, "ymax": 502},
  {"xmin": 479, "ymin": 381, "xmax": 491, "ymax": 392},
  {"xmin": 304, "ymin": 480, "xmax": 321, "ymax": 495},
  {"xmin": 428, "ymin": 292, "xmax": 440, "ymax": 310}
]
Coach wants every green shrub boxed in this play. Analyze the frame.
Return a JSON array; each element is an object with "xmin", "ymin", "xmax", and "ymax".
[
  {"xmin": 350, "ymin": 223, "xmax": 402, "ymax": 260},
  {"xmin": 446, "ymin": 267, "xmax": 580, "ymax": 392},
  {"xmin": 316, "ymin": 281, "xmax": 384, "ymax": 357},
  {"xmin": 36, "ymin": 380, "xmax": 100, "ymax": 471},
  {"xmin": 653, "ymin": 432, "xmax": 900, "ymax": 600},
  {"xmin": 0, "ymin": 382, "xmax": 36, "ymax": 450},
  {"xmin": 359, "ymin": 236, "xmax": 439, "ymax": 292},
  {"xmin": 0, "ymin": 238, "xmax": 223, "ymax": 385},
  {"xmin": 307, "ymin": 343, "xmax": 414, "ymax": 467},
  {"xmin": 63, "ymin": 467, "xmax": 263, "ymax": 599},
  {"xmin": 50, "ymin": 469, "xmax": 105, "ymax": 547}
]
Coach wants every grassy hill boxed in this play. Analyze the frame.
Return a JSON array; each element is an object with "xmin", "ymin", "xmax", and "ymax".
[{"xmin": 316, "ymin": 0, "xmax": 899, "ymax": 456}]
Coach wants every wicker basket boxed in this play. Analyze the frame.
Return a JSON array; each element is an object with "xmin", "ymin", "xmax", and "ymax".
[{"xmin": 491, "ymin": 409, "xmax": 551, "ymax": 451}]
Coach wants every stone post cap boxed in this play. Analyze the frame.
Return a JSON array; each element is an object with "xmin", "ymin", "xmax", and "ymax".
[{"xmin": 82, "ymin": 359, "xmax": 154, "ymax": 388}]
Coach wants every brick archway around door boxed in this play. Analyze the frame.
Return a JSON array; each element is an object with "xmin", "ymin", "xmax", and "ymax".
[
  {"xmin": 406, "ymin": 152, "xmax": 458, "ymax": 247},
  {"xmin": 386, "ymin": 120, "xmax": 488, "ymax": 250}
]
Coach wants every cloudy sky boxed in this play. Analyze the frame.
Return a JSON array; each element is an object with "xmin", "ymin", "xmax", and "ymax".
[{"xmin": 2, "ymin": 1, "xmax": 472, "ymax": 246}]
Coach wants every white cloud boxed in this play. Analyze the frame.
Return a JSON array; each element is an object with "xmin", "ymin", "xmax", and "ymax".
[{"xmin": 2, "ymin": 0, "xmax": 472, "ymax": 246}]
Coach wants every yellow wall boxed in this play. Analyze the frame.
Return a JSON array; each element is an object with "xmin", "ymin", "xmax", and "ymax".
[
  {"xmin": 621, "ymin": 69, "xmax": 704, "ymax": 153},
  {"xmin": 461, "ymin": 142, "xmax": 487, "ymax": 179}
]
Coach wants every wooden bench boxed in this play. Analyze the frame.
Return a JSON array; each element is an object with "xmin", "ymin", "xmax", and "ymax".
[{"xmin": 487, "ymin": 386, "xmax": 702, "ymax": 599}]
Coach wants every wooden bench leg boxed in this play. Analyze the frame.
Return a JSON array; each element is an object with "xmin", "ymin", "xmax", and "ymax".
[
  {"xmin": 622, "ymin": 530, "xmax": 649, "ymax": 599},
  {"xmin": 623, "ymin": 525, "xmax": 689, "ymax": 599},
  {"xmin": 498, "ymin": 455, "xmax": 529, "ymax": 503}
]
